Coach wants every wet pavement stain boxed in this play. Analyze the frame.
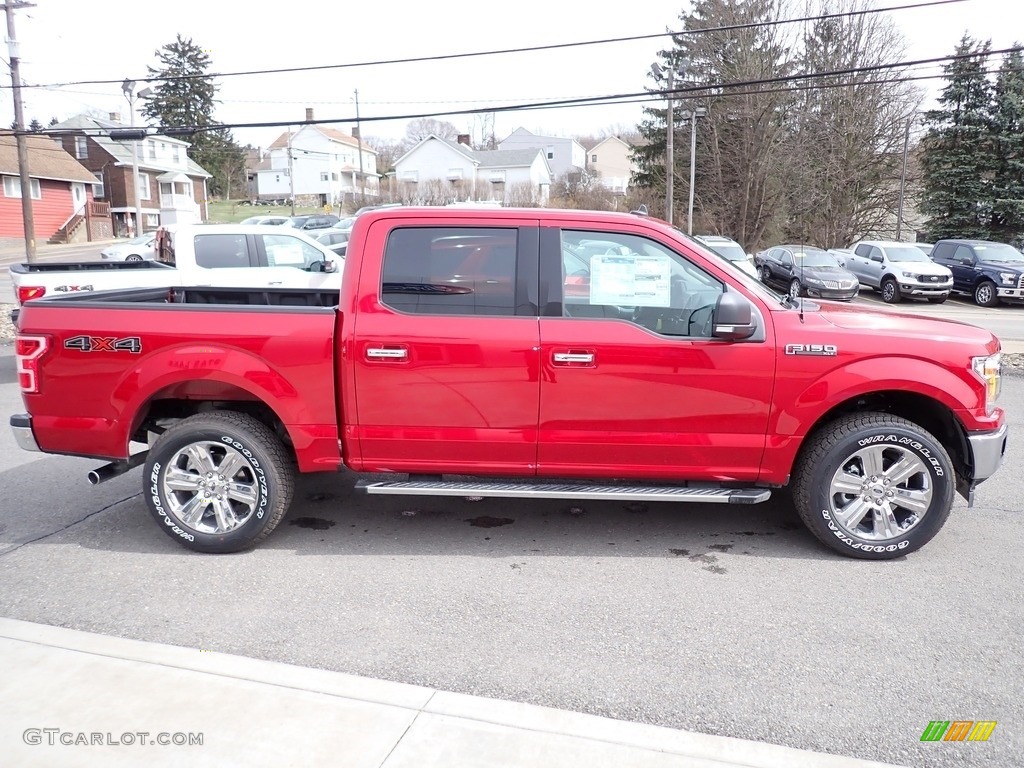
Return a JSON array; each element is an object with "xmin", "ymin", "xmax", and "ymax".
[
  {"xmin": 466, "ymin": 516, "xmax": 514, "ymax": 528},
  {"xmin": 306, "ymin": 493, "xmax": 335, "ymax": 503},
  {"xmin": 669, "ymin": 548, "xmax": 690, "ymax": 556},
  {"xmin": 289, "ymin": 517, "xmax": 336, "ymax": 531},
  {"xmin": 703, "ymin": 565, "xmax": 728, "ymax": 575},
  {"xmin": 708, "ymin": 543, "xmax": 734, "ymax": 553},
  {"xmin": 688, "ymin": 553, "xmax": 717, "ymax": 565},
  {"xmin": 623, "ymin": 502, "xmax": 648, "ymax": 514}
]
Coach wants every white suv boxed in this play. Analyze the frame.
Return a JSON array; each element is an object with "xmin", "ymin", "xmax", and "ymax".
[
  {"xmin": 695, "ymin": 235, "xmax": 757, "ymax": 278},
  {"xmin": 846, "ymin": 240, "xmax": 953, "ymax": 303}
]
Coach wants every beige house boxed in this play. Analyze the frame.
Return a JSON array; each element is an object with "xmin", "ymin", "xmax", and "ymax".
[{"xmin": 584, "ymin": 136, "xmax": 636, "ymax": 196}]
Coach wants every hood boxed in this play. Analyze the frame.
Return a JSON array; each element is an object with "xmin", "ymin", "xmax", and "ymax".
[
  {"xmin": 977, "ymin": 258, "xmax": 1024, "ymax": 273},
  {"xmin": 802, "ymin": 265, "xmax": 857, "ymax": 281},
  {"xmin": 889, "ymin": 259, "xmax": 950, "ymax": 276},
  {"xmin": 812, "ymin": 300, "xmax": 995, "ymax": 346}
]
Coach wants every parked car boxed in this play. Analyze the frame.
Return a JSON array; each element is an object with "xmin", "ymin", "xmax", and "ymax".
[
  {"xmin": 757, "ymin": 245, "xmax": 859, "ymax": 301},
  {"xmin": 240, "ymin": 215, "xmax": 289, "ymax": 226},
  {"xmin": 914, "ymin": 242, "xmax": 934, "ymax": 257},
  {"xmin": 929, "ymin": 239, "xmax": 1024, "ymax": 307},
  {"xmin": 827, "ymin": 248, "xmax": 853, "ymax": 268},
  {"xmin": 285, "ymin": 214, "xmax": 340, "ymax": 231},
  {"xmin": 100, "ymin": 234, "xmax": 156, "ymax": 262},
  {"xmin": 846, "ymin": 240, "xmax": 953, "ymax": 303},
  {"xmin": 314, "ymin": 230, "xmax": 350, "ymax": 248},
  {"xmin": 694, "ymin": 235, "xmax": 758, "ymax": 278},
  {"xmin": 329, "ymin": 216, "xmax": 357, "ymax": 234}
]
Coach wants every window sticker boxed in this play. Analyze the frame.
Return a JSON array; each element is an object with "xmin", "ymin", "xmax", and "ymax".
[{"xmin": 590, "ymin": 254, "xmax": 672, "ymax": 307}]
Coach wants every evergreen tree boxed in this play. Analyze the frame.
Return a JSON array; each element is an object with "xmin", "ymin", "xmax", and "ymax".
[
  {"xmin": 141, "ymin": 34, "xmax": 245, "ymax": 198},
  {"xmin": 988, "ymin": 47, "xmax": 1024, "ymax": 244},
  {"xmin": 919, "ymin": 35, "xmax": 994, "ymax": 240},
  {"xmin": 28, "ymin": 118, "xmax": 43, "ymax": 132}
]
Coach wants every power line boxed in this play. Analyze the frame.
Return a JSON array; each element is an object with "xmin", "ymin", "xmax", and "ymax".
[{"xmin": 7, "ymin": 0, "xmax": 970, "ymax": 90}]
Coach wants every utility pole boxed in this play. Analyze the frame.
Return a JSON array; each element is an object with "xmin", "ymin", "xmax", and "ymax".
[
  {"xmin": 287, "ymin": 126, "xmax": 295, "ymax": 215},
  {"xmin": 354, "ymin": 89, "xmax": 364, "ymax": 198},
  {"xmin": 896, "ymin": 116, "xmax": 912, "ymax": 241},
  {"xmin": 4, "ymin": 1, "xmax": 38, "ymax": 262},
  {"xmin": 665, "ymin": 68, "xmax": 675, "ymax": 225}
]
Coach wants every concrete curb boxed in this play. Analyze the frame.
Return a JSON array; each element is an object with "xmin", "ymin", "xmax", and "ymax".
[{"xmin": 0, "ymin": 618, "xmax": 903, "ymax": 768}]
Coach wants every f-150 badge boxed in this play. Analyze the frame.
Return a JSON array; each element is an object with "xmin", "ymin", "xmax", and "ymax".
[{"xmin": 785, "ymin": 343, "xmax": 837, "ymax": 356}]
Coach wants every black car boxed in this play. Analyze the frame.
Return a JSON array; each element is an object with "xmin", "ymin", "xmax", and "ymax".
[
  {"xmin": 285, "ymin": 214, "xmax": 340, "ymax": 231},
  {"xmin": 757, "ymin": 245, "xmax": 859, "ymax": 301}
]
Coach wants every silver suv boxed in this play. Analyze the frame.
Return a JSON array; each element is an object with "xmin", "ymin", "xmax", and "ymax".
[{"xmin": 846, "ymin": 240, "xmax": 953, "ymax": 303}]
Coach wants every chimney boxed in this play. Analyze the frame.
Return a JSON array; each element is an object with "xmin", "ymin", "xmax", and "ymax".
[
  {"xmin": 351, "ymin": 127, "xmax": 360, "ymax": 140},
  {"xmin": 109, "ymin": 112, "xmax": 122, "ymax": 122},
  {"xmin": 305, "ymin": 107, "xmax": 314, "ymax": 122},
  {"xmin": 457, "ymin": 134, "xmax": 471, "ymax": 146}
]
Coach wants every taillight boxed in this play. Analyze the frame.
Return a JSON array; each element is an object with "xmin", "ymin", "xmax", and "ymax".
[
  {"xmin": 16, "ymin": 335, "xmax": 49, "ymax": 393},
  {"xmin": 17, "ymin": 285, "xmax": 46, "ymax": 306}
]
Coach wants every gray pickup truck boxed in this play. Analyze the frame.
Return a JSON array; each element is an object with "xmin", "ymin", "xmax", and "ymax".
[{"xmin": 845, "ymin": 240, "xmax": 953, "ymax": 303}]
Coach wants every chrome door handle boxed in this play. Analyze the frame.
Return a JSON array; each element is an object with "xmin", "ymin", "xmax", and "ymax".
[
  {"xmin": 553, "ymin": 352, "xmax": 594, "ymax": 364},
  {"xmin": 366, "ymin": 348, "xmax": 408, "ymax": 359}
]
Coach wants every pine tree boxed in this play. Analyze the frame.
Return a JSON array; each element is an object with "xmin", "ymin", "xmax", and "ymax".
[
  {"xmin": 141, "ymin": 34, "xmax": 245, "ymax": 198},
  {"xmin": 920, "ymin": 35, "xmax": 994, "ymax": 240},
  {"xmin": 988, "ymin": 47, "xmax": 1024, "ymax": 245}
]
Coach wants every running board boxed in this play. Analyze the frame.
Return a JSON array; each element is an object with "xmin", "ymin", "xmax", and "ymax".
[{"xmin": 356, "ymin": 479, "xmax": 770, "ymax": 505}]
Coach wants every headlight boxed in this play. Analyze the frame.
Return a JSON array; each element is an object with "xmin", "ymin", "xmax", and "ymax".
[
  {"xmin": 999, "ymin": 272, "xmax": 1016, "ymax": 286},
  {"xmin": 901, "ymin": 270, "xmax": 916, "ymax": 279},
  {"xmin": 805, "ymin": 277, "xmax": 822, "ymax": 285},
  {"xmin": 972, "ymin": 353, "xmax": 1001, "ymax": 413}
]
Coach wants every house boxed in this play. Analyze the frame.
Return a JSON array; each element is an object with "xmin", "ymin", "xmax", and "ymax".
[
  {"xmin": 49, "ymin": 114, "xmax": 212, "ymax": 235},
  {"xmin": 584, "ymin": 136, "xmax": 637, "ymax": 196},
  {"xmin": 0, "ymin": 131, "xmax": 108, "ymax": 242},
  {"xmin": 250, "ymin": 109, "xmax": 379, "ymax": 207},
  {"xmin": 498, "ymin": 128, "xmax": 585, "ymax": 181},
  {"xmin": 392, "ymin": 135, "xmax": 551, "ymax": 205}
]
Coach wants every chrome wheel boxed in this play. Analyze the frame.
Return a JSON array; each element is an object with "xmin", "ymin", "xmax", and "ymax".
[
  {"xmin": 789, "ymin": 279, "xmax": 802, "ymax": 299},
  {"xmin": 161, "ymin": 441, "xmax": 260, "ymax": 534},
  {"xmin": 826, "ymin": 444, "xmax": 932, "ymax": 541}
]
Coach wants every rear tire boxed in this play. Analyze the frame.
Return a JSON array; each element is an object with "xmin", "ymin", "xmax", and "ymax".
[
  {"xmin": 144, "ymin": 412, "xmax": 294, "ymax": 553},
  {"xmin": 881, "ymin": 277, "xmax": 901, "ymax": 303},
  {"xmin": 792, "ymin": 413, "xmax": 954, "ymax": 560},
  {"xmin": 126, "ymin": 254, "xmax": 143, "ymax": 263}
]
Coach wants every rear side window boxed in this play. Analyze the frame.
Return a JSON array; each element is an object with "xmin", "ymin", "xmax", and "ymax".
[
  {"xmin": 381, "ymin": 227, "xmax": 518, "ymax": 316},
  {"xmin": 194, "ymin": 234, "xmax": 251, "ymax": 268}
]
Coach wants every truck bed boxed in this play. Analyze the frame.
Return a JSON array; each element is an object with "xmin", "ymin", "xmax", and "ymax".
[
  {"xmin": 9, "ymin": 260, "xmax": 174, "ymax": 274},
  {"xmin": 26, "ymin": 284, "xmax": 341, "ymax": 309}
]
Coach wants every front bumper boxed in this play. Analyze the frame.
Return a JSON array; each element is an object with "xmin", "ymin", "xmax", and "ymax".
[
  {"xmin": 968, "ymin": 422, "xmax": 1008, "ymax": 484},
  {"xmin": 899, "ymin": 281, "xmax": 952, "ymax": 297},
  {"xmin": 806, "ymin": 286, "xmax": 858, "ymax": 301},
  {"xmin": 10, "ymin": 414, "xmax": 40, "ymax": 453},
  {"xmin": 996, "ymin": 286, "xmax": 1024, "ymax": 299}
]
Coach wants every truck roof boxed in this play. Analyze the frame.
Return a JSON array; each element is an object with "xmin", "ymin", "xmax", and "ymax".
[{"xmin": 357, "ymin": 205, "xmax": 669, "ymax": 228}]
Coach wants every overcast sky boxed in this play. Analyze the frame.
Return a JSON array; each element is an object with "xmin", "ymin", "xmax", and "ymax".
[{"xmin": 3, "ymin": 0, "xmax": 1022, "ymax": 150}]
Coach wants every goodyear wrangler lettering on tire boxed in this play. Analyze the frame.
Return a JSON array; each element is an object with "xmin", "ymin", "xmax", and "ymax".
[
  {"xmin": 143, "ymin": 413, "xmax": 294, "ymax": 554},
  {"xmin": 792, "ymin": 413, "xmax": 955, "ymax": 560}
]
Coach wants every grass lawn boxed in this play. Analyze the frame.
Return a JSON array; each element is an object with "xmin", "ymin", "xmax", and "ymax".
[{"xmin": 206, "ymin": 200, "xmax": 325, "ymax": 224}]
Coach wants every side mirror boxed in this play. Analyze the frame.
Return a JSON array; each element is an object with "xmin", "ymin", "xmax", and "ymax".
[
  {"xmin": 713, "ymin": 292, "xmax": 757, "ymax": 340},
  {"xmin": 959, "ymin": 257, "xmax": 973, "ymax": 266},
  {"xmin": 323, "ymin": 259, "xmax": 337, "ymax": 273}
]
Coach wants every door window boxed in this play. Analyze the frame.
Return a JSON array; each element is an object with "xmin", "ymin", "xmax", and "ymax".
[
  {"xmin": 952, "ymin": 245, "xmax": 975, "ymax": 264},
  {"xmin": 560, "ymin": 230, "xmax": 724, "ymax": 337},
  {"xmin": 261, "ymin": 233, "xmax": 324, "ymax": 269},
  {"xmin": 193, "ymin": 234, "xmax": 252, "ymax": 268},
  {"xmin": 381, "ymin": 227, "xmax": 518, "ymax": 316}
]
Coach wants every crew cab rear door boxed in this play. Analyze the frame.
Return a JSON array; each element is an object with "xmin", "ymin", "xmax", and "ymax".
[
  {"xmin": 349, "ymin": 218, "xmax": 541, "ymax": 474},
  {"xmin": 536, "ymin": 223, "xmax": 775, "ymax": 481}
]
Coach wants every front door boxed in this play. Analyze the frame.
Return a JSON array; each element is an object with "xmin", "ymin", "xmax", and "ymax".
[
  {"xmin": 537, "ymin": 225, "xmax": 775, "ymax": 482},
  {"xmin": 351, "ymin": 221, "xmax": 542, "ymax": 474}
]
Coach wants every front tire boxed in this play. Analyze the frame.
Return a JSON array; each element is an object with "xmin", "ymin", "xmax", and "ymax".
[
  {"xmin": 974, "ymin": 280, "xmax": 999, "ymax": 307},
  {"xmin": 144, "ymin": 412, "xmax": 294, "ymax": 553},
  {"xmin": 789, "ymin": 278, "xmax": 803, "ymax": 299},
  {"xmin": 881, "ymin": 277, "xmax": 901, "ymax": 303},
  {"xmin": 126, "ymin": 254, "xmax": 143, "ymax": 263},
  {"xmin": 792, "ymin": 413, "xmax": 954, "ymax": 559},
  {"xmin": 760, "ymin": 266, "xmax": 772, "ymax": 283}
]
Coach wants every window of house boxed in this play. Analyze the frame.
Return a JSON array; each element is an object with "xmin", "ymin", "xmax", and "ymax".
[
  {"xmin": 137, "ymin": 173, "xmax": 151, "ymax": 200},
  {"xmin": 559, "ymin": 230, "xmax": 724, "ymax": 337},
  {"xmin": 173, "ymin": 147, "xmax": 181, "ymax": 162},
  {"xmin": 159, "ymin": 182, "xmax": 173, "ymax": 198},
  {"xmin": 320, "ymin": 172, "xmax": 329, "ymax": 182},
  {"xmin": 75, "ymin": 136, "xmax": 88, "ymax": 159},
  {"xmin": 148, "ymin": 141, "xmax": 156, "ymax": 160},
  {"xmin": 381, "ymin": 227, "xmax": 518, "ymax": 317},
  {"xmin": 3, "ymin": 175, "xmax": 41, "ymax": 199},
  {"xmin": 92, "ymin": 172, "xmax": 105, "ymax": 199},
  {"xmin": 193, "ymin": 234, "xmax": 252, "ymax": 268},
  {"xmin": 592, "ymin": 154, "xmax": 598, "ymax": 163},
  {"xmin": 331, "ymin": 173, "xmax": 338, "ymax": 181}
]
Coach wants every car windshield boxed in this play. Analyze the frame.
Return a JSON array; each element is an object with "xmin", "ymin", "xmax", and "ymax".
[
  {"xmin": 885, "ymin": 246, "xmax": 932, "ymax": 262},
  {"xmin": 794, "ymin": 251, "xmax": 841, "ymax": 268},
  {"xmin": 705, "ymin": 243, "xmax": 747, "ymax": 262},
  {"xmin": 975, "ymin": 243, "xmax": 1024, "ymax": 262}
]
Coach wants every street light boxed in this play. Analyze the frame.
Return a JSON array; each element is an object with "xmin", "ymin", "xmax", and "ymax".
[
  {"xmin": 685, "ymin": 106, "xmax": 707, "ymax": 236},
  {"xmin": 121, "ymin": 79, "xmax": 153, "ymax": 236}
]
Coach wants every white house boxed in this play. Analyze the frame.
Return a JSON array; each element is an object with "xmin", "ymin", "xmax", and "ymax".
[
  {"xmin": 251, "ymin": 109, "xmax": 379, "ymax": 205},
  {"xmin": 584, "ymin": 136, "xmax": 637, "ymax": 195},
  {"xmin": 498, "ymin": 128, "xmax": 585, "ymax": 180},
  {"xmin": 392, "ymin": 135, "xmax": 551, "ymax": 204}
]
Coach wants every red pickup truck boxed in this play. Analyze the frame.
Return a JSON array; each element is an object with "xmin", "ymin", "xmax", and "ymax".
[{"xmin": 9, "ymin": 207, "xmax": 1008, "ymax": 559}]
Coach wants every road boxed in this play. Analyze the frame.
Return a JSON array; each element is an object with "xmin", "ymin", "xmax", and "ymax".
[{"xmin": 0, "ymin": 354, "xmax": 1020, "ymax": 768}]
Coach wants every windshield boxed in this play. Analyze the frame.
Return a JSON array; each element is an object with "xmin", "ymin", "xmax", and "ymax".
[
  {"xmin": 975, "ymin": 243, "xmax": 1024, "ymax": 262},
  {"xmin": 795, "ymin": 251, "xmax": 841, "ymax": 268},
  {"xmin": 706, "ymin": 243, "xmax": 748, "ymax": 262},
  {"xmin": 885, "ymin": 246, "xmax": 932, "ymax": 262}
]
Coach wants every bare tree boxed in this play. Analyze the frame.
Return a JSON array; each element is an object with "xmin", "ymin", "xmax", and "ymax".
[{"xmin": 404, "ymin": 118, "xmax": 462, "ymax": 145}]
